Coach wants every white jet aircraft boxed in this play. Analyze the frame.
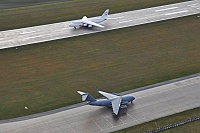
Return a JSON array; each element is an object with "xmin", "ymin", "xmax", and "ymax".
[{"xmin": 69, "ymin": 9, "xmax": 109, "ymax": 29}]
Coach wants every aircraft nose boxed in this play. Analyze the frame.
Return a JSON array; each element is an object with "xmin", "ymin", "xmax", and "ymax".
[
  {"xmin": 69, "ymin": 23, "xmax": 73, "ymax": 27},
  {"xmin": 132, "ymin": 97, "xmax": 135, "ymax": 100}
]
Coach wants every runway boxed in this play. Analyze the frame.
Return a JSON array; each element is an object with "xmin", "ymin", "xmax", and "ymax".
[
  {"xmin": 0, "ymin": 74, "xmax": 199, "ymax": 133},
  {"xmin": 0, "ymin": 0, "xmax": 200, "ymax": 49}
]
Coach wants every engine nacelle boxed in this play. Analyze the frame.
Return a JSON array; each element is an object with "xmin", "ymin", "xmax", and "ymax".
[
  {"xmin": 120, "ymin": 105, "xmax": 127, "ymax": 109},
  {"xmin": 88, "ymin": 25, "xmax": 93, "ymax": 28},
  {"xmin": 121, "ymin": 101, "xmax": 129, "ymax": 105},
  {"xmin": 83, "ymin": 24, "xmax": 87, "ymax": 27}
]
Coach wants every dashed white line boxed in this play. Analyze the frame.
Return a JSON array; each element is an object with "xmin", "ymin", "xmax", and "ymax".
[
  {"xmin": 20, "ymin": 31, "xmax": 36, "ymax": 35},
  {"xmin": 165, "ymin": 10, "xmax": 188, "ymax": 16},
  {"xmin": 24, "ymin": 35, "xmax": 42, "ymax": 40},
  {"xmin": 138, "ymin": 14, "xmax": 160, "ymax": 20},
  {"xmin": 108, "ymin": 16, "xmax": 124, "ymax": 19},
  {"xmin": 187, "ymin": 3, "xmax": 198, "ymax": 7},
  {"xmin": 119, "ymin": 20, "xmax": 132, "ymax": 23},
  {"xmin": 155, "ymin": 7, "xmax": 178, "ymax": 12}
]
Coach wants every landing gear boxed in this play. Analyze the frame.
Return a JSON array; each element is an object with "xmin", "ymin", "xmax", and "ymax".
[{"xmin": 74, "ymin": 26, "xmax": 76, "ymax": 29}]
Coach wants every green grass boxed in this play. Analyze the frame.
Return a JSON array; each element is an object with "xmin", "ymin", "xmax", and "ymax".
[
  {"xmin": 114, "ymin": 107, "xmax": 200, "ymax": 133},
  {"xmin": 0, "ymin": 15, "xmax": 199, "ymax": 120},
  {"xmin": 0, "ymin": 0, "xmax": 188, "ymax": 31}
]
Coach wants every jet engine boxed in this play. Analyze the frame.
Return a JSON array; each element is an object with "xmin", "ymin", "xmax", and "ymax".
[
  {"xmin": 83, "ymin": 24, "xmax": 87, "ymax": 27},
  {"xmin": 120, "ymin": 105, "xmax": 127, "ymax": 109},
  {"xmin": 121, "ymin": 101, "xmax": 129, "ymax": 105},
  {"xmin": 88, "ymin": 25, "xmax": 93, "ymax": 28}
]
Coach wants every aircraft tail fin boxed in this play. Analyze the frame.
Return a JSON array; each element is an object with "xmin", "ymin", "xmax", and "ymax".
[
  {"xmin": 77, "ymin": 91, "xmax": 96, "ymax": 102},
  {"xmin": 101, "ymin": 9, "xmax": 109, "ymax": 19},
  {"xmin": 82, "ymin": 16, "xmax": 88, "ymax": 20}
]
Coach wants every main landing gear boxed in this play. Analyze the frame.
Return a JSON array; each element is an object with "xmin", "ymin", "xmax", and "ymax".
[{"xmin": 131, "ymin": 100, "xmax": 133, "ymax": 104}]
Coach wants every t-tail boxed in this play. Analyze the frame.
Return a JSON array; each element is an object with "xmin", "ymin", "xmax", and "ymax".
[
  {"xmin": 101, "ymin": 9, "xmax": 109, "ymax": 19},
  {"xmin": 77, "ymin": 91, "xmax": 96, "ymax": 102}
]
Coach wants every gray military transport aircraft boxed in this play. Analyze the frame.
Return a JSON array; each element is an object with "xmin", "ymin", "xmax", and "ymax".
[
  {"xmin": 77, "ymin": 90, "xmax": 135, "ymax": 115},
  {"xmin": 69, "ymin": 9, "xmax": 109, "ymax": 29}
]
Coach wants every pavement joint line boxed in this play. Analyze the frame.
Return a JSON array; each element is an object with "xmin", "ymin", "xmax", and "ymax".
[
  {"xmin": 102, "ymin": 115, "xmax": 113, "ymax": 128},
  {"xmin": 56, "ymin": 127, "xmax": 62, "ymax": 133},
  {"xmin": 91, "ymin": 119, "xmax": 102, "ymax": 131}
]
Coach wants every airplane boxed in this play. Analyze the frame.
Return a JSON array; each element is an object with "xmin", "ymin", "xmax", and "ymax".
[
  {"xmin": 77, "ymin": 90, "xmax": 135, "ymax": 115},
  {"xmin": 69, "ymin": 9, "xmax": 109, "ymax": 29}
]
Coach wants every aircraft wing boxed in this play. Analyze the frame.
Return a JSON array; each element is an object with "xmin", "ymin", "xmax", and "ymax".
[
  {"xmin": 83, "ymin": 20, "xmax": 104, "ymax": 28},
  {"xmin": 111, "ymin": 97, "xmax": 122, "ymax": 115},
  {"xmin": 98, "ymin": 90, "xmax": 118, "ymax": 99}
]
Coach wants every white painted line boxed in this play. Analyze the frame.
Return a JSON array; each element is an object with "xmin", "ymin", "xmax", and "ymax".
[
  {"xmin": 119, "ymin": 20, "xmax": 132, "ymax": 23},
  {"xmin": 20, "ymin": 31, "xmax": 36, "ymax": 35},
  {"xmin": 108, "ymin": 16, "xmax": 124, "ymax": 19},
  {"xmin": 155, "ymin": 7, "xmax": 178, "ymax": 12},
  {"xmin": 187, "ymin": 3, "xmax": 198, "ymax": 7},
  {"xmin": 138, "ymin": 14, "xmax": 160, "ymax": 20},
  {"xmin": 165, "ymin": 10, "xmax": 188, "ymax": 16},
  {"xmin": 24, "ymin": 35, "xmax": 42, "ymax": 40}
]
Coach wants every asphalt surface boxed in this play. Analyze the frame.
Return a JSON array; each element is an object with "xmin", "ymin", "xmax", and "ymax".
[
  {"xmin": 0, "ymin": 0, "xmax": 200, "ymax": 49},
  {"xmin": 0, "ymin": 74, "xmax": 199, "ymax": 133}
]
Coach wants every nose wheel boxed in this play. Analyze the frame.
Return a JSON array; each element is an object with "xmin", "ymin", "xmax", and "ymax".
[{"xmin": 74, "ymin": 27, "xmax": 76, "ymax": 29}]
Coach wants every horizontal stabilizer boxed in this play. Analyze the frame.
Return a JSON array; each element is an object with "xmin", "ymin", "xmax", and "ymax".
[
  {"xmin": 77, "ymin": 91, "xmax": 96, "ymax": 102},
  {"xmin": 77, "ymin": 91, "xmax": 88, "ymax": 101}
]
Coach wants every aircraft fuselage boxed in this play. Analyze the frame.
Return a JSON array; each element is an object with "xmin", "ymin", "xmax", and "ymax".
[
  {"xmin": 88, "ymin": 96, "xmax": 135, "ymax": 108},
  {"xmin": 69, "ymin": 17, "xmax": 106, "ymax": 28}
]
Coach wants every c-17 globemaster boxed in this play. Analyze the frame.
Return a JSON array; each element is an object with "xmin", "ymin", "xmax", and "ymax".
[
  {"xmin": 69, "ymin": 9, "xmax": 109, "ymax": 29},
  {"xmin": 77, "ymin": 90, "xmax": 135, "ymax": 115}
]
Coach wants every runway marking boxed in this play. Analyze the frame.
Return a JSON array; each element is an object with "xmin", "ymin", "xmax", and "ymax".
[
  {"xmin": 24, "ymin": 35, "xmax": 42, "ymax": 40},
  {"xmin": 119, "ymin": 20, "xmax": 132, "ymax": 23},
  {"xmin": 187, "ymin": 3, "xmax": 198, "ymax": 7},
  {"xmin": 19, "ymin": 31, "xmax": 36, "ymax": 35},
  {"xmin": 138, "ymin": 14, "xmax": 160, "ymax": 19},
  {"xmin": 165, "ymin": 10, "xmax": 188, "ymax": 16},
  {"xmin": 108, "ymin": 16, "xmax": 124, "ymax": 19},
  {"xmin": 155, "ymin": 7, "xmax": 178, "ymax": 12}
]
